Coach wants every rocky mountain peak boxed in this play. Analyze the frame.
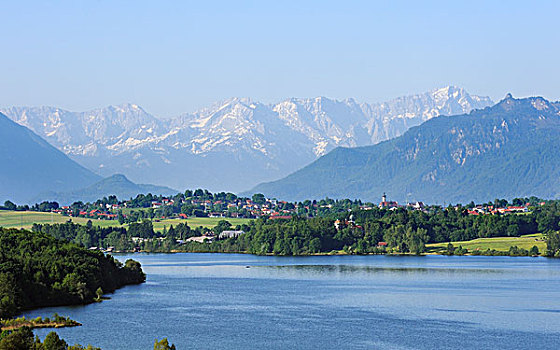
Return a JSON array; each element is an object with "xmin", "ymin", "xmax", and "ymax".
[
  {"xmin": 1, "ymin": 87, "xmax": 495, "ymax": 192},
  {"xmin": 249, "ymin": 95, "xmax": 560, "ymax": 203},
  {"xmin": 496, "ymin": 94, "xmax": 558, "ymax": 115}
]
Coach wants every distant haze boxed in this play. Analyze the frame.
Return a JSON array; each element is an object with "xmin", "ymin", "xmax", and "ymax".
[
  {"xmin": 1, "ymin": 86, "xmax": 492, "ymax": 193},
  {"xmin": 0, "ymin": 1, "xmax": 559, "ymax": 117}
]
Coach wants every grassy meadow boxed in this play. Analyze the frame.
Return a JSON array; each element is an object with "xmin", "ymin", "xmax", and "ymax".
[
  {"xmin": 0, "ymin": 210, "xmax": 251, "ymax": 231},
  {"xmin": 0, "ymin": 210, "xmax": 118, "ymax": 229},
  {"xmin": 0, "ymin": 210, "xmax": 546, "ymax": 253},
  {"xmin": 151, "ymin": 216, "xmax": 251, "ymax": 230},
  {"xmin": 427, "ymin": 233, "xmax": 546, "ymax": 253}
]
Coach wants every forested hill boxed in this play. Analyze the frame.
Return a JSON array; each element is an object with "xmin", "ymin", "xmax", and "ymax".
[
  {"xmin": 35, "ymin": 174, "xmax": 177, "ymax": 205},
  {"xmin": 250, "ymin": 95, "xmax": 560, "ymax": 203},
  {"xmin": 0, "ymin": 228, "xmax": 145, "ymax": 319}
]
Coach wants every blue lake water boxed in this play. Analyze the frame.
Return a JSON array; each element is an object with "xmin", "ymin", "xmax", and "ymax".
[{"xmin": 24, "ymin": 253, "xmax": 560, "ymax": 349}]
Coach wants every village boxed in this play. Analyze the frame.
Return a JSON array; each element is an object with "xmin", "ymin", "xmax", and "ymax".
[
  {"xmin": 49, "ymin": 194, "xmax": 301, "ymax": 221},
  {"xmin": 23, "ymin": 191, "xmax": 540, "ymax": 226}
]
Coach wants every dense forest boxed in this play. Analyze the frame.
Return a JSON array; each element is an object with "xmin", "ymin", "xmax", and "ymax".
[
  {"xmin": 0, "ymin": 228, "xmax": 145, "ymax": 319},
  {"xmin": 0, "ymin": 327, "xmax": 176, "ymax": 350},
  {"xmin": 177, "ymin": 213, "xmax": 545, "ymax": 256},
  {"xmin": 0, "ymin": 327, "xmax": 99, "ymax": 350},
  {"xmin": 229, "ymin": 203, "xmax": 560, "ymax": 256},
  {"xmin": 29, "ymin": 202, "xmax": 560, "ymax": 257},
  {"xmin": 30, "ymin": 220, "xmax": 210, "ymax": 252}
]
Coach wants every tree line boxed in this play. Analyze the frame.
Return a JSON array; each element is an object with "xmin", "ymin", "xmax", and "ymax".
[
  {"xmin": 28, "ymin": 201, "xmax": 560, "ymax": 257},
  {"xmin": 178, "ymin": 203, "xmax": 560, "ymax": 256},
  {"xmin": 0, "ymin": 327, "xmax": 100, "ymax": 350},
  {"xmin": 0, "ymin": 327, "xmax": 176, "ymax": 350}
]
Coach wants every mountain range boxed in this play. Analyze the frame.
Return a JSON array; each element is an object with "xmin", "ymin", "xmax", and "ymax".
[
  {"xmin": 0, "ymin": 112, "xmax": 175, "ymax": 204},
  {"xmin": 1, "ymin": 86, "xmax": 493, "ymax": 193},
  {"xmin": 250, "ymin": 95, "xmax": 560, "ymax": 203}
]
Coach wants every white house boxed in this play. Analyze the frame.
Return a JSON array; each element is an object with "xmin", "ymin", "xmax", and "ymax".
[{"xmin": 219, "ymin": 230, "xmax": 245, "ymax": 239}]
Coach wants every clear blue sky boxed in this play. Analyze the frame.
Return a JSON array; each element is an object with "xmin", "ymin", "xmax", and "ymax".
[{"xmin": 1, "ymin": 0, "xmax": 558, "ymax": 117}]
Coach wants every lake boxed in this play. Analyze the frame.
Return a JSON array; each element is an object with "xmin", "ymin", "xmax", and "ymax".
[{"xmin": 24, "ymin": 254, "xmax": 560, "ymax": 349}]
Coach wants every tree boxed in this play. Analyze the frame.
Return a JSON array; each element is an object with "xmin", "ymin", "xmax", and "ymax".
[
  {"xmin": 129, "ymin": 220, "xmax": 155, "ymax": 238},
  {"xmin": 0, "ymin": 327, "xmax": 34, "ymax": 350},
  {"xmin": 446, "ymin": 243, "xmax": 455, "ymax": 255},
  {"xmin": 406, "ymin": 228, "xmax": 429, "ymax": 254},
  {"xmin": 62, "ymin": 273, "xmax": 88, "ymax": 301},
  {"xmin": 0, "ymin": 273, "xmax": 18, "ymax": 318},
  {"xmin": 214, "ymin": 220, "xmax": 232, "ymax": 236},
  {"xmin": 355, "ymin": 239, "xmax": 367, "ymax": 254},
  {"xmin": 43, "ymin": 331, "xmax": 68, "ymax": 350},
  {"xmin": 529, "ymin": 245, "xmax": 539, "ymax": 256},
  {"xmin": 309, "ymin": 238, "xmax": 321, "ymax": 253},
  {"xmin": 252, "ymin": 193, "xmax": 266, "ymax": 205},
  {"xmin": 384, "ymin": 225, "xmax": 407, "ymax": 252},
  {"xmin": 95, "ymin": 287, "xmax": 104, "ymax": 301},
  {"xmin": 154, "ymin": 338, "xmax": 176, "ymax": 350},
  {"xmin": 454, "ymin": 245, "xmax": 468, "ymax": 255},
  {"xmin": 545, "ymin": 230, "xmax": 560, "ymax": 257},
  {"xmin": 2, "ymin": 200, "xmax": 16, "ymax": 211}
]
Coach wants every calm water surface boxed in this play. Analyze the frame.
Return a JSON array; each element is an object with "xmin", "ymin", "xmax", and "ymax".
[{"xmin": 25, "ymin": 254, "xmax": 560, "ymax": 349}]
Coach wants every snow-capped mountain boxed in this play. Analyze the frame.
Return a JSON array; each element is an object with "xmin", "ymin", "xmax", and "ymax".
[
  {"xmin": 250, "ymin": 95, "xmax": 560, "ymax": 203},
  {"xmin": 3, "ymin": 104, "xmax": 164, "ymax": 157},
  {"xmin": 363, "ymin": 86, "xmax": 494, "ymax": 143},
  {"xmin": 1, "ymin": 86, "xmax": 493, "ymax": 193}
]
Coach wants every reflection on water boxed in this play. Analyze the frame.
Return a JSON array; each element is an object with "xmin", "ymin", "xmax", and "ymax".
[
  {"xmin": 25, "ymin": 253, "xmax": 560, "ymax": 350},
  {"xmin": 269, "ymin": 264, "xmax": 504, "ymax": 275}
]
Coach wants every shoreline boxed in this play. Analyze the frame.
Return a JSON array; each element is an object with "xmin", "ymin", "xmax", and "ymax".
[
  {"xmin": 0, "ymin": 317, "xmax": 82, "ymax": 332},
  {"xmin": 111, "ymin": 249, "xmax": 546, "ymax": 258}
]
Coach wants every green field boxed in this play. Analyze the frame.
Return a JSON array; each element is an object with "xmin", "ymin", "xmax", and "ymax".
[
  {"xmin": 2, "ymin": 211, "xmax": 544, "ymax": 251},
  {"xmin": 0, "ymin": 211, "xmax": 119, "ymax": 229},
  {"xmin": 0, "ymin": 210, "xmax": 252, "ymax": 231},
  {"xmin": 427, "ymin": 234, "xmax": 546, "ymax": 253},
  {"xmin": 151, "ymin": 217, "xmax": 252, "ymax": 230}
]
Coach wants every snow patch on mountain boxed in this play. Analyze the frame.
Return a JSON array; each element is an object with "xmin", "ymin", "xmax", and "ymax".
[{"xmin": 1, "ymin": 86, "xmax": 493, "ymax": 192}]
